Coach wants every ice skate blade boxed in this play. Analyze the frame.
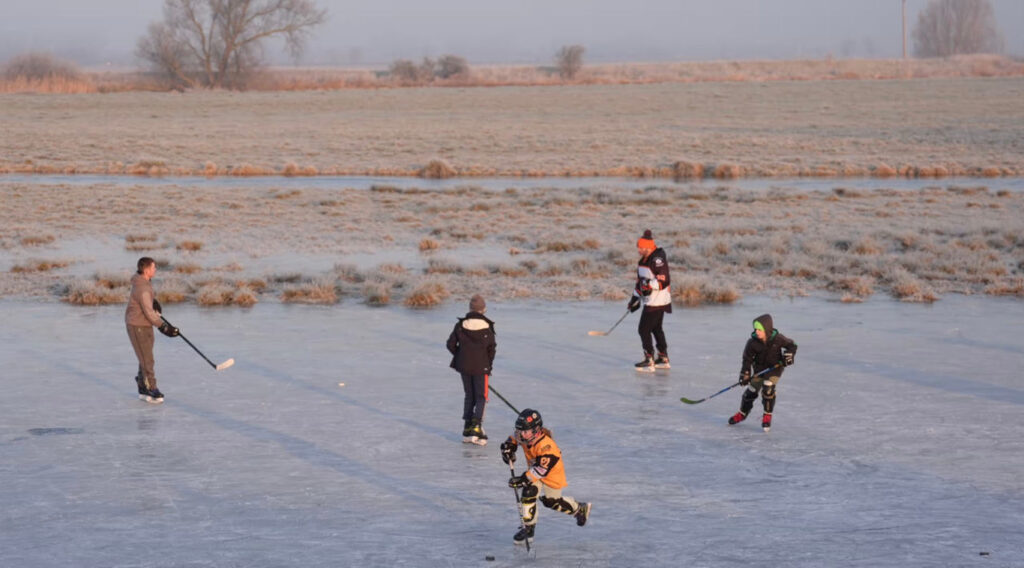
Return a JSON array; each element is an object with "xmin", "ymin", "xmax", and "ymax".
[
  {"xmin": 513, "ymin": 538, "xmax": 534, "ymax": 546},
  {"xmin": 635, "ymin": 367, "xmax": 656, "ymax": 373},
  {"xmin": 470, "ymin": 438, "xmax": 488, "ymax": 446},
  {"xmin": 462, "ymin": 436, "xmax": 478, "ymax": 444}
]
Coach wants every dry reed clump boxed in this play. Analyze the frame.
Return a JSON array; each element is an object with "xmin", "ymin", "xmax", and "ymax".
[
  {"xmin": 426, "ymin": 259, "xmax": 463, "ymax": 274},
  {"xmin": 173, "ymin": 262, "xmax": 202, "ymax": 274},
  {"xmin": 11, "ymin": 259, "xmax": 70, "ymax": 273},
  {"xmin": 673, "ymin": 276, "xmax": 741, "ymax": 306},
  {"xmin": 177, "ymin": 240, "xmax": 203, "ymax": 252},
  {"xmin": 233, "ymin": 287, "xmax": 259, "ymax": 307},
  {"xmin": 155, "ymin": 278, "xmax": 190, "ymax": 304},
  {"xmin": 332, "ymin": 264, "xmax": 366, "ymax": 283},
  {"xmin": 672, "ymin": 161, "xmax": 704, "ymax": 179},
  {"xmin": 19, "ymin": 234, "xmax": 55, "ymax": 247},
  {"xmin": 983, "ymin": 279, "xmax": 1024, "ymax": 297},
  {"xmin": 419, "ymin": 238, "xmax": 441, "ymax": 252},
  {"xmin": 404, "ymin": 281, "xmax": 451, "ymax": 308},
  {"xmin": 62, "ymin": 280, "xmax": 127, "ymax": 306},
  {"xmin": 363, "ymin": 283, "xmax": 392, "ymax": 306},
  {"xmin": 196, "ymin": 284, "xmax": 236, "ymax": 306},
  {"xmin": 0, "ymin": 52, "xmax": 95, "ymax": 94},
  {"xmin": 281, "ymin": 278, "xmax": 339, "ymax": 304},
  {"xmin": 419, "ymin": 159, "xmax": 457, "ymax": 179},
  {"xmin": 271, "ymin": 272, "xmax": 303, "ymax": 284},
  {"xmin": 281, "ymin": 162, "xmax": 318, "ymax": 176},
  {"xmin": 852, "ymin": 236, "xmax": 884, "ymax": 255},
  {"xmin": 229, "ymin": 163, "xmax": 274, "ymax": 176},
  {"xmin": 888, "ymin": 267, "xmax": 939, "ymax": 303}
]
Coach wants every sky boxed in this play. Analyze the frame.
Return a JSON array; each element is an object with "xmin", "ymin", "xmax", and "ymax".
[{"xmin": 1, "ymin": 0, "xmax": 1021, "ymax": 68}]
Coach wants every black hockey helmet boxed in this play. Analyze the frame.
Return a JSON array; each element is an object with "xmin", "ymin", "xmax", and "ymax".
[{"xmin": 515, "ymin": 408, "xmax": 543, "ymax": 432}]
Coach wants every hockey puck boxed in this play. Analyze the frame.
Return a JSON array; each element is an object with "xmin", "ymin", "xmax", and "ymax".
[{"xmin": 485, "ymin": 556, "xmax": 495, "ymax": 561}]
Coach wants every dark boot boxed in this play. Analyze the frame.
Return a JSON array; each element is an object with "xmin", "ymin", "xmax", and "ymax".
[
  {"xmin": 654, "ymin": 353, "xmax": 670, "ymax": 369},
  {"xmin": 634, "ymin": 353, "xmax": 655, "ymax": 372},
  {"xmin": 574, "ymin": 502, "xmax": 591, "ymax": 526},
  {"xmin": 513, "ymin": 524, "xmax": 535, "ymax": 546}
]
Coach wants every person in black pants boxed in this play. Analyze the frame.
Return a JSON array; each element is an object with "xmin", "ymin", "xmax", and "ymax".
[
  {"xmin": 446, "ymin": 294, "xmax": 496, "ymax": 445},
  {"xmin": 627, "ymin": 230, "xmax": 672, "ymax": 372}
]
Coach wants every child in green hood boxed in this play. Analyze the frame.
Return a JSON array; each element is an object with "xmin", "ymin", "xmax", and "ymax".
[{"xmin": 728, "ymin": 313, "xmax": 797, "ymax": 432}]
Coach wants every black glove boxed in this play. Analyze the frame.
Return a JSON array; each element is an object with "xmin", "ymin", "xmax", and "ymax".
[
  {"xmin": 508, "ymin": 472, "xmax": 530, "ymax": 489},
  {"xmin": 627, "ymin": 296, "xmax": 641, "ymax": 313},
  {"xmin": 783, "ymin": 352, "xmax": 795, "ymax": 367},
  {"xmin": 738, "ymin": 370, "xmax": 751, "ymax": 386},
  {"xmin": 152, "ymin": 299, "xmax": 162, "ymax": 314},
  {"xmin": 500, "ymin": 440, "xmax": 517, "ymax": 464},
  {"xmin": 158, "ymin": 322, "xmax": 179, "ymax": 338},
  {"xmin": 636, "ymin": 278, "xmax": 653, "ymax": 297}
]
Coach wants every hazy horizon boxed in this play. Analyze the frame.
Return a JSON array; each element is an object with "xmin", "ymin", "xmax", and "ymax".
[{"xmin": 2, "ymin": 0, "xmax": 1022, "ymax": 69}]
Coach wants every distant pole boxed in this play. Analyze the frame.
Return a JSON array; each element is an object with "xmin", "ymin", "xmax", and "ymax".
[{"xmin": 902, "ymin": 0, "xmax": 907, "ymax": 59}]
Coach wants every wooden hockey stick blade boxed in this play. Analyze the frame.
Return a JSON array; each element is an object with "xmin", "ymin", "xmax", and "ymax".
[
  {"xmin": 679, "ymin": 396, "xmax": 705, "ymax": 405},
  {"xmin": 587, "ymin": 330, "xmax": 607, "ymax": 336},
  {"xmin": 215, "ymin": 358, "xmax": 235, "ymax": 371}
]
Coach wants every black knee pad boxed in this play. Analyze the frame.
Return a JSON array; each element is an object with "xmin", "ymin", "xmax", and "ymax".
[
  {"xmin": 540, "ymin": 496, "xmax": 575, "ymax": 514},
  {"xmin": 742, "ymin": 387, "xmax": 759, "ymax": 402},
  {"xmin": 520, "ymin": 483, "xmax": 539, "ymax": 501},
  {"xmin": 762, "ymin": 381, "xmax": 776, "ymax": 399}
]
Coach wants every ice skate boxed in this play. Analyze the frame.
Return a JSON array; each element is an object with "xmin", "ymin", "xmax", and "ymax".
[
  {"xmin": 461, "ymin": 420, "xmax": 476, "ymax": 444},
  {"xmin": 574, "ymin": 502, "xmax": 591, "ymax": 527},
  {"xmin": 135, "ymin": 375, "xmax": 149, "ymax": 401},
  {"xmin": 634, "ymin": 354, "xmax": 655, "ymax": 373},
  {"xmin": 468, "ymin": 420, "xmax": 487, "ymax": 446},
  {"xmin": 513, "ymin": 524, "xmax": 535, "ymax": 546},
  {"xmin": 762, "ymin": 413, "xmax": 772, "ymax": 432},
  {"xmin": 728, "ymin": 411, "xmax": 748, "ymax": 425},
  {"xmin": 654, "ymin": 353, "xmax": 670, "ymax": 369},
  {"xmin": 144, "ymin": 388, "xmax": 164, "ymax": 404}
]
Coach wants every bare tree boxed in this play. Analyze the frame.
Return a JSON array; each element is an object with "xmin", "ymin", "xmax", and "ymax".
[
  {"xmin": 913, "ymin": 0, "xmax": 1003, "ymax": 57},
  {"xmin": 136, "ymin": 0, "xmax": 327, "ymax": 89},
  {"xmin": 555, "ymin": 45, "xmax": 585, "ymax": 80},
  {"xmin": 436, "ymin": 55, "xmax": 469, "ymax": 79}
]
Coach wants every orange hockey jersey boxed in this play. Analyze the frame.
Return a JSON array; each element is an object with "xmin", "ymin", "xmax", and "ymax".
[{"xmin": 515, "ymin": 431, "xmax": 567, "ymax": 489}]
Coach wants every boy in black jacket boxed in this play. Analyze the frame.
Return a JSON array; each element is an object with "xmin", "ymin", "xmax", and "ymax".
[
  {"xmin": 729, "ymin": 313, "xmax": 797, "ymax": 432},
  {"xmin": 447, "ymin": 294, "xmax": 496, "ymax": 445}
]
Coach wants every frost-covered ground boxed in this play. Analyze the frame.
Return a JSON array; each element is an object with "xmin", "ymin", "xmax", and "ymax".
[{"xmin": 1, "ymin": 295, "xmax": 1022, "ymax": 567}]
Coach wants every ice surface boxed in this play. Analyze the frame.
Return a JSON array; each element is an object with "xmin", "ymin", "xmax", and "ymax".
[{"xmin": 1, "ymin": 296, "xmax": 1022, "ymax": 567}]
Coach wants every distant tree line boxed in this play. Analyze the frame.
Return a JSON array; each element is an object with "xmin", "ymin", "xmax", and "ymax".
[{"xmin": 913, "ymin": 0, "xmax": 1004, "ymax": 57}]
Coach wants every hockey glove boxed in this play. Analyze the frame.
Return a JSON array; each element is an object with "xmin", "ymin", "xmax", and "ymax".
[
  {"xmin": 508, "ymin": 473, "xmax": 531, "ymax": 489},
  {"xmin": 627, "ymin": 296, "xmax": 641, "ymax": 313},
  {"xmin": 783, "ymin": 352, "xmax": 795, "ymax": 367},
  {"xmin": 738, "ymin": 370, "xmax": 751, "ymax": 386},
  {"xmin": 152, "ymin": 299, "xmax": 163, "ymax": 314},
  {"xmin": 500, "ymin": 440, "xmax": 517, "ymax": 464},
  {"xmin": 158, "ymin": 322, "xmax": 180, "ymax": 338},
  {"xmin": 636, "ymin": 278, "xmax": 653, "ymax": 297}
]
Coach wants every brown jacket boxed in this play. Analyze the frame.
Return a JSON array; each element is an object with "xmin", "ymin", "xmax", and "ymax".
[{"xmin": 125, "ymin": 273, "xmax": 162, "ymax": 327}]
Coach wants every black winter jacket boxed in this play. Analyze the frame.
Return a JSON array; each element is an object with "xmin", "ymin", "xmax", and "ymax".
[
  {"xmin": 447, "ymin": 312, "xmax": 496, "ymax": 375},
  {"xmin": 740, "ymin": 313, "xmax": 797, "ymax": 377}
]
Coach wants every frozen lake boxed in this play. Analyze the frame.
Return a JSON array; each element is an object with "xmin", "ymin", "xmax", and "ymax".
[{"xmin": 1, "ymin": 296, "xmax": 1022, "ymax": 567}]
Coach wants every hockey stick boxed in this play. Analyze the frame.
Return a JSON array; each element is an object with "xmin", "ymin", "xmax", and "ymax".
[
  {"xmin": 587, "ymin": 309, "xmax": 630, "ymax": 336},
  {"xmin": 488, "ymin": 383, "xmax": 520, "ymax": 414},
  {"xmin": 161, "ymin": 316, "xmax": 235, "ymax": 371},
  {"xmin": 679, "ymin": 363, "xmax": 781, "ymax": 405},
  {"xmin": 507, "ymin": 460, "xmax": 531, "ymax": 553}
]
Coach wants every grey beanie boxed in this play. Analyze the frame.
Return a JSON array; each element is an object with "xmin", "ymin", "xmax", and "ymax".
[{"xmin": 469, "ymin": 294, "xmax": 486, "ymax": 312}]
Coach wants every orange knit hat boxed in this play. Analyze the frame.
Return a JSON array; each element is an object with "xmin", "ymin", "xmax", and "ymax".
[{"xmin": 637, "ymin": 229, "xmax": 655, "ymax": 250}]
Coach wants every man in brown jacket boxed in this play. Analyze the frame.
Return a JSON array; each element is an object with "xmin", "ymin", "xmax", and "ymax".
[{"xmin": 126, "ymin": 257, "xmax": 179, "ymax": 403}]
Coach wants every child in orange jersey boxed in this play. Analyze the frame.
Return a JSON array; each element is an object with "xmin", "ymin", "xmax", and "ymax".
[{"xmin": 500, "ymin": 408, "xmax": 591, "ymax": 546}]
